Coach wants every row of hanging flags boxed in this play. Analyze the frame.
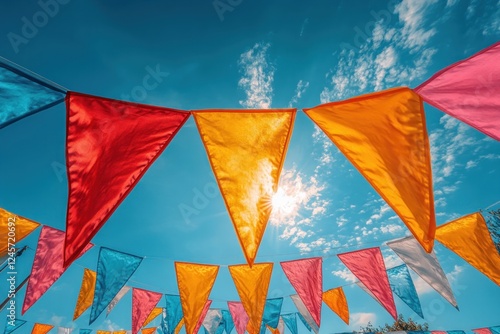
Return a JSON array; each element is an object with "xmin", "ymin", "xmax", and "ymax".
[
  {"xmin": 2, "ymin": 207, "xmax": 500, "ymax": 334},
  {"xmin": 0, "ymin": 42, "xmax": 499, "ymax": 333}
]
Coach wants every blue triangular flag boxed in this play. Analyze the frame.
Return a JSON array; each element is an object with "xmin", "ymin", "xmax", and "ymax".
[
  {"xmin": 260, "ymin": 298, "xmax": 283, "ymax": 334},
  {"xmin": 282, "ymin": 314, "xmax": 298, "ymax": 334},
  {"xmin": 165, "ymin": 294, "xmax": 184, "ymax": 334},
  {"xmin": 89, "ymin": 247, "xmax": 143, "ymax": 324},
  {"xmin": 387, "ymin": 264, "xmax": 424, "ymax": 318},
  {"xmin": 4, "ymin": 319, "xmax": 26, "ymax": 334},
  {"xmin": 0, "ymin": 57, "xmax": 66, "ymax": 129},
  {"xmin": 221, "ymin": 310, "xmax": 234, "ymax": 334},
  {"xmin": 79, "ymin": 330, "xmax": 93, "ymax": 334}
]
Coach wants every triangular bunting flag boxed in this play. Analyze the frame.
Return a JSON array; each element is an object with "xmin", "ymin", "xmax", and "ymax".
[
  {"xmin": 281, "ymin": 314, "xmax": 298, "ymax": 334},
  {"xmin": 415, "ymin": 42, "xmax": 500, "ymax": 141},
  {"xmin": 277, "ymin": 317, "xmax": 284, "ymax": 334},
  {"xmin": 96, "ymin": 331, "xmax": 110, "ymax": 334},
  {"xmin": 490, "ymin": 327, "xmax": 500, "ymax": 334},
  {"xmin": 338, "ymin": 247, "xmax": 397, "ymax": 320},
  {"xmin": 90, "ymin": 248, "xmax": 143, "ymax": 324},
  {"xmin": 0, "ymin": 208, "xmax": 40, "ymax": 257},
  {"xmin": 304, "ymin": 87, "xmax": 435, "ymax": 252},
  {"xmin": 280, "ymin": 258, "xmax": 322, "ymax": 327},
  {"xmin": 202, "ymin": 309, "xmax": 222, "ymax": 334},
  {"xmin": 74, "ymin": 268, "xmax": 97, "ymax": 320},
  {"xmin": 79, "ymin": 330, "xmax": 92, "ymax": 334},
  {"xmin": 174, "ymin": 319, "xmax": 184, "ymax": 334},
  {"xmin": 194, "ymin": 301, "xmax": 212, "ymax": 334},
  {"xmin": 64, "ymin": 92, "xmax": 190, "ymax": 266},
  {"xmin": 143, "ymin": 307, "xmax": 163, "ymax": 327},
  {"xmin": 436, "ymin": 212, "xmax": 500, "ymax": 285},
  {"xmin": 4, "ymin": 319, "xmax": 26, "ymax": 334},
  {"xmin": 387, "ymin": 264, "xmax": 424, "ymax": 318},
  {"xmin": 0, "ymin": 57, "xmax": 66, "ymax": 129},
  {"xmin": 175, "ymin": 262, "xmax": 219, "ymax": 334},
  {"xmin": 386, "ymin": 236, "xmax": 457, "ymax": 308},
  {"xmin": 260, "ymin": 298, "xmax": 283, "ymax": 334},
  {"xmin": 265, "ymin": 326, "xmax": 279, "ymax": 334},
  {"xmin": 22, "ymin": 226, "xmax": 92, "ymax": 314},
  {"xmin": 164, "ymin": 295, "xmax": 184, "ymax": 334},
  {"xmin": 431, "ymin": 331, "xmax": 447, "ymax": 334},
  {"xmin": 228, "ymin": 302, "xmax": 249, "ymax": 334},
  {"xmin": 221, "ymin": 309, "xmax": 235, "ymax": 334},
  {"xmin": 32, "ymin": 324, "xmax": 54, "ymax": 334},
  {"xmin": 472, "ymin": 329, "xmax": 492, "ymax": 334},
  {"xmin": 322, "ymin": 287, "xmax": 349, "ymax": 325},
  {"xmin": 228, "ymin": 263, "xmax": 273, "ymax": 334},
  {"xmin": 132, "ymin": 288, "xmax": 163, "ymax": 334},
  {"xmin": 290, "ymin": 295, "xmax": 318, "ymax": 334},
  {"xmin": 142, "ymin": 328, "xmax": 157, "ymax": 334},
  {"xmin": 107, "ymin": 286, "xmax": 131, "ymax": 316},
  {"xmin": 113, "ymin": 331, "xmax": 126, "ymax": 334},
  {"xmin": 193, "ymin": 109, "xmax": 296, "ymax": 265}
]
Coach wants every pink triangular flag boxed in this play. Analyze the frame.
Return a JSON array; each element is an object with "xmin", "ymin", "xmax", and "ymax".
[
  {"xmin": 228, "ymin": 301, "xmax": 249, "ymax": 334},
  {"xmin": 280, "ymin": 257, "xmax": 322, "ymax": 327},
  {"xmin": 415, "ymin": 42, "xmax": 500, "ymax": 141},
  {"xmin": 194, "ymin": 300, "xmax": 212, "ymax": 334},
  {"xmin": 22, "ymin": 226, "xmax": 92, "ymax": 314},
  {"xmin": 473, "ymin": 329, "xmax": 493, "ymax": 334},
  {"xmin": 337, "ymin": 247, "xmax": 397, "ymax": 320},
  {"xmin": 132, "ymin": 288, "xmax": 163, "ymax": 334}
]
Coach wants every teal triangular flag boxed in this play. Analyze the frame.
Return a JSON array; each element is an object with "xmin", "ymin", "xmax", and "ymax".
[
  {"xmin": 89, "ymin": 247, "xmax": 143, "ymax": 324},
  {"xmin": 4, "ymin": 319, "xmax": 26, "ymax": 334},
  {"xmin": 0, "ymin": 58, "xmax": 66, "ymax": 129}
]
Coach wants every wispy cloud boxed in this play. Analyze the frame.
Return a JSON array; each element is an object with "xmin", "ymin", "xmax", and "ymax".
[
  {"xmin": 321, "ymin": 0, "xmax": 439, "ymax": 103},
  {"xmin": 238, "ymin": 42, "xmax": 274, "ymax": 108},
  {"xmin": 288, "ymin": 80, "xmax": 310, "ymax": 107},
  {"xmin": 332, "ymin": 267, "xmax": 357, "ymax": 283},
  {"xmin": 351, "ymin": 312, "xmax": 377, "ymax": 328}
]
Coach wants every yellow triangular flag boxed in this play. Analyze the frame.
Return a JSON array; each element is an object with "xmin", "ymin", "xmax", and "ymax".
[
  {"xmin": 73, "ymin": 268, "xmax": 97, "ymax": 320},
  {"xmin": 143, "ymin": 307, "xmax": 163, "ymax": 327},
  {"xmin": 1, "ymin": 208, "xmax": 40, "ymax": 257},
  {"xmin": 96, "ymin": 331, "xmax": 111, "ymax": 334},
  {"xmin": 175, "ymin": 262, "xmax": 219, "ymax": 334},
  {"xmin": 31, "ymin": 323, "xmax": 53, "ymax": 334},
  {"xmin": 304, "ymin": 87, "xmax": 435, "ymax": 252},
  {"xmin": 142, "ymin": 328, "xmax": 158, "ymax": 334},
  {"xmin": 322, "ymin": 287, "xmax": 349, "ymax": 324},
  {"xmin": 436, "ymin": 212, "xmax": 500, "ymax": 285},
  {"xmin": 193, "ymin": 109, "xmax": 296, "ymax": 265},
  {"xmin": 229, "ymin": 263, "xmax": 273, "ymax": 334}
]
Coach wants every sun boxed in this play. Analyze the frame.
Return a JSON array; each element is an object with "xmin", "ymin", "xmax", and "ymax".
[{"xmin": 271, "ymin": 188, "xmax": 296, "ymax": 215}]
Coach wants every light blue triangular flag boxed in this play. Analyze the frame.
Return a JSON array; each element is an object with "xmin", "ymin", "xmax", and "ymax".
[{"xmin": 89, "ymin": 247, "xmax": 143, "ymax": 324}]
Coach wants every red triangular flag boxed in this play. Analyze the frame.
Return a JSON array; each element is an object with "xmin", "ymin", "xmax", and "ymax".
[
  {"xmin": 337, "ymin": 247, "xmax": 397, "ymax": 320},
  {"xmin": 22, "ymin": 226, "xmax": 92, "ymax": 314},
  {"xmin": 132, "ymin": 288, "xmax": 163, "ymax": 334},
  {"xmin": 64, "ymin": 92, "xmax": 190, "ymax": 266},
  {"xmin": 280, "ymin": 257, "xmax": 322, "ymax": 327}
]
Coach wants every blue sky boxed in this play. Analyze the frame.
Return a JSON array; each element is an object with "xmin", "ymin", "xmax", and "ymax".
[{"xmin": 1, "ymin": 0, "xmax": 500, "ymax": 333}]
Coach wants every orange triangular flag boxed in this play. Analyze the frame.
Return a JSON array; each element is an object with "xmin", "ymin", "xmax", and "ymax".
[
  {"xmin": 31, "ymin": 323, "xmax": 53, "ymax": 334},
  {"xmin": 64, "ymin": 92, "xmax": 190, "ymax": 266},
  {"xmin": 96, "ymin": 331, "xmax": 111, "ymax": 334},
  {"xmin": 142, "ymin": 328, "xmax": 157, "ymax": 334},
  {"xmin": 229, "ymin": 263, "xmax": 273, "ymax": 334},
  {"xmin": 304, "ymin": 87, "xmax": 435, "ymax": 252},
  {"xmin": 436, "ymin": 212, "xmax": 500, "ymax": 285},
  {"xmin": 175, "ymin": 262, "xmax": 219, "ymax": 334},
  {"xmin": 193, "ymin": 109, "xmax": 296, "ymax": 265},
  {"xmin": 322, "ymin": 287, "xmax": 349, "ymax": 324},
  {"xmin": 143, "ymin": 307, "xmax": 163, "ymax": 327},
  {"xmin": 175, "ymin": 319, "xmax": 184, "ymax": 334},
  {"xmin": 113, "ymin": 331, "xmax": 127, "ymax": 334},
  {"xmin": 266, "ymin": 325, "xmax": 280, "ymax": 334},
  {"xmin": 73, "ymin": 268, "xmax": 96, "ymax": 320},
  {"xmin": 1, "ymin": 208, "xmax": 40, "ymax": 257}
]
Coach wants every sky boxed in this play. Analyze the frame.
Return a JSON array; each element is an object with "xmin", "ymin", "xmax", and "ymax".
[{"xmin": 1, "ymin": 0, "xmax": 500, "ymax": 333}]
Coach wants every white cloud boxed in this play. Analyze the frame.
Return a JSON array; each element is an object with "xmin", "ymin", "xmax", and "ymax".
[
  {"xmin": 383, "ymin": 253, "xmax": 404, "ymax": 268},
  {"xmin": 238, "ymin": 43, "xmax": 274, "ymax": 108},
  {"xmin": 446, "ymin": 264, "xmax": 465, "ymax": 284},
  {"xmin": 288, "ymin": 80, "xmax": 310, "ymax": 107},
  {"xmin": 332, "ymin": 268, "xmax": 357, "ymax": 283},
  {"xmin": 380, "ymin": 223, "xmax": 404, "ymax": 234},
  {"xmin": 321, "ymin": 0, "xmax": 439, "ymax": 102},
  {"xmin": 351, "ymin": 312, "xmax": 377, "ymax": 328}
]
